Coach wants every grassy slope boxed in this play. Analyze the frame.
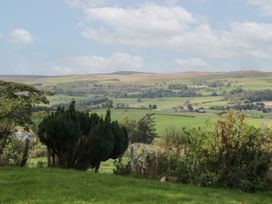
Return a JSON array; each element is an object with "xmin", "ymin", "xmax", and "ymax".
[{"xmin": 1, "ymin": 167, "xmax": 272, "ymax": 204}]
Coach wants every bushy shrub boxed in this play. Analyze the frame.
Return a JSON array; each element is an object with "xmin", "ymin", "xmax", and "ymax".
[
  {"xmin": 2, "ymin": 135, "xmax": 24, "ymax": 166},
  {"xmin": 158, "ymin": 152, "xmax": 193, "ymax": 183},
  {"xmin": 36, "ymin": 160, "xmax": 47, "ymax": 168},
  {"xmin": 113, "ymin": 158, "xmax": 130, "ymax": 176},
  {"xmin": 160, "ymin": 128, "xmax": 190, "ymax": 154},
  {"xmin": 29, "ymin": 142, "xmax": 47, "ymax": 158},
  {"xmin": 158, "ymin": 112, "xmax": 272, "ymax": 192}
]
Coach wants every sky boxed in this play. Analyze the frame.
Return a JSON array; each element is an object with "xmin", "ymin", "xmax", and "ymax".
[{"xmin": 0, "ymin": 0, "xmax": 272, "ymax": 75}]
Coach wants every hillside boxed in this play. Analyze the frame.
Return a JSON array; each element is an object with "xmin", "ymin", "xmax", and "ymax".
[
  {"xmin": 2, "ymin": 70, "xmax": 272, "ymax": 135},
  {"xmin": 1, "ymin": 167, "xmax": 271, "ymax": 204},
  {"xmin": 0, "ymin": 70, "xmax": 270, "ymax": 85}
]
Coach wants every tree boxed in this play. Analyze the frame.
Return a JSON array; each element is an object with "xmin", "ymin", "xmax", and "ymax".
[
  {"xmin": 38, "ymin": 102, "xmax": 128, "ymax": 171},
  {"xmin": 105, "ymin": 99, "xmax": 113, "ymax": 108},
  {"xmin": 121, "ymin": 118, "xmax": 138, "ymax": 142},
  {"xmin": 122, "ymin": 114, "xmax": 157, "ymax": 144},
  {"xmin": 137, "ymin": 114, "xmax": 157, "ymax": 144},
  {"xmin": 137, "ymin": 98, "xmax": 142, "ymax": 103},
  {"xmin": 110, "ymin": 121, "xmax": 129, "ymax": 159},
  {"xmin": 187, "ymin": 104, "xmax": 194, "ymax": 112},
  {"xmin": 0, "ymin": 80, "xmax": 49, "ymax": 155}
]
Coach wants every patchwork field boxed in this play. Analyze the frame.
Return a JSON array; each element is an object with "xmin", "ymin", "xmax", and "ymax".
[{"xmin": 2, "ymin": 71, "xmax": 272, "ymax": 134}]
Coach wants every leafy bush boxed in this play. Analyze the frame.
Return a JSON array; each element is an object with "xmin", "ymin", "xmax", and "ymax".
[
  {"xmin": 2, "ymin": 135, "xmax": 24, "ymax": 166},
  {"xmin": 160, "ymin": 128, "xmax": 189, "ymax": 154},
  {"xmin": 29, "ymin": 142, "xmax": 47, "ymax": 158},
  {"xmin": 36, "ymin": 161, "xmax": 47, "ymax": 168},
  {"xmin": 113, "ymin": 158, "xmax": 130, "ymax": 176},
  {"xmin": 158, "ymin": 112, "xmax": 272, "ymax": 192}
]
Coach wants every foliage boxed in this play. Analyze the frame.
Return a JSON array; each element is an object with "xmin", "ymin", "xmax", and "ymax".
[
  {"xmin": 137, "ymin": 114, "xmax": 157, "ymax": 144},
  {"xmin": 2, "ymin": 135, "xmax": 24, "ymax": 166},
  {"xmin": 168, "ymin": 84, "xmax": 188, "ymax": 91},
  {"xmin": 158, "ymin": 112, "xmax": 272, "ymax": 192},
  {"xmin": 160, "ymin": 127, "xmax": 189, "ymax": 153},
  {"xmin": 230, "ymin": 101, "xmax": 270, "ymax": 112},
  {"xmin": 113, "ymin": 157, "xmax": 130, "ymax": 176},
  {"xmin": 127, "ymin": 89, "xmax": 201, "ymax": 98},
  {"xmin": 0, "ymin": 80, "xmax": 49, "ymax": 126},
  {"xmin": 0, "ymin": 80, "xmax": 50, "ymax": 155},
  {"xmin": 36, "ymin": 160, "xmax": 47, "ymax": 168},
  {"xmin": 29, "ymin": 141, "xmax": 47, "ymax": 158},
  {"xmin": 209, "ymin": 105, "xmax": 225, "ymax": 110},
  {"xmin": 122, "ymin": 114, "xmax": 157, "ymax": 144},
  {"xmin": 120, "ymin": 118, "xmax": 138, "ymax": 142},
  {"xmin": 0, "ymin": 124, "xmax": 13, "ymax": 155},
  {"xmin": 226, "ymin": 88, "xmax": 272, "ymax": 102},
  {"xmin": 187, "ymin": 104, "xmax": 194, "ymax": 112},
  {"xmin": 38, "ymin": 101, "xmax": 128, "ymax": 171}
]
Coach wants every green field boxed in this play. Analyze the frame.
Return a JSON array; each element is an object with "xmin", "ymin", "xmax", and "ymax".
[
  {"xmin": 1, "ymin": 167, "xmax": 271, "ymax": 204},
  {"xmin": 3, "ymin": 71, "xmax": 272, "ymax": 134},
  {"xmin": 95, "ymin": 109, "xmax": 272, "ymax": 135}
]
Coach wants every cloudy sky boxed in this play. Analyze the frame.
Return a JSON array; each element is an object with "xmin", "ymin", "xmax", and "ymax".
[{"xmin": 0, "ymin": 0, "xmax": 272, "ymax": 75}]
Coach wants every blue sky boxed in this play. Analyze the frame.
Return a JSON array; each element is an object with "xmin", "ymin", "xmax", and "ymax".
[{"xmin": 0, "ymin": 0, "xmax": 272, "ymax": 75}]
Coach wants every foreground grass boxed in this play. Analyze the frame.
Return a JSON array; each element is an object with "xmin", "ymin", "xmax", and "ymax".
[{"xmin": 0, "ymin": 168, "xmax": 272, "ymax": 204}]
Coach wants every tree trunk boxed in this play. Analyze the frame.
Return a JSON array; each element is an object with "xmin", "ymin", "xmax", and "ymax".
[
  {"xmin": 47, "ymin": 148, "xmax": 52, "ymax": 167},
  {"xmin": 20, "ymin": 137, "xmax": 30, "ymax": 167},
  {"xmin": 52, "ymin": 152, "xmax": 56, "ymax": 167},
  {"xmin": 94, "ymin": 162, "xmax": 100, "ymax": 173}
]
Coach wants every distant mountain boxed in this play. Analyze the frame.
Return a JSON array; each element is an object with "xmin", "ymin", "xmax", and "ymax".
[
  {"xmin": 108, "ymin": 71, "xmax": 152, "ymax": 75},
  {"xmin": 0, "ymin": 70, "xmax": 270, "ymax": 84},
  {"xmin": 0, "ymin": 75, "xmax": 50, "ymax": 82}
]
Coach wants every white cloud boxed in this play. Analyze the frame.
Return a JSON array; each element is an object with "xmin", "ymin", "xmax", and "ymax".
[
  {"xmin": 10, "ymin": 29, "xmax": 34, "ymax": 45},
  {"xmin": 246, "ymin": 0, "xmax": 272, "ymax": 16},
  {"xmin": 48, "ymin": 52, "xmax": 143, "ymax": 74},
  {"xmin": 80, "ymin": 3, "xmax": 272, "ymax": 61},
  {"xmin": 82, "ymin": 3, "xmax": 196, "ymax": 48},
  {"xmin": 218, "ymin": 22, "xmax": 272, "ymax": 59},
  {"xmin": 175, "ymin": 58, "xmax": 209, "ymax": 69}
]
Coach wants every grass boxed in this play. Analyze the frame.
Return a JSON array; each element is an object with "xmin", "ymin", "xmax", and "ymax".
[
  {"xmin": 112, "ymin": 96, "xmax": 225, "ymax": 111},
  {"xmin": 48, "ymin": 95, "xmax": 89, "ymax": 106},
  {"xmin": 96, "ymin": 109, "xmax": 216, "ymax": 135},
  {"xmin": 95, "ymin": 109, "xmax": 272, "ymax": 135},
  {"xmin": 0, "ymin": 167, "xmax": 272, "ymax": 204}
]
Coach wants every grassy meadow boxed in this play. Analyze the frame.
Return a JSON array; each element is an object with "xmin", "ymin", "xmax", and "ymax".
[{"xmin": 1, "ymin": 167, "xmax": 272, "ymax": 204}]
